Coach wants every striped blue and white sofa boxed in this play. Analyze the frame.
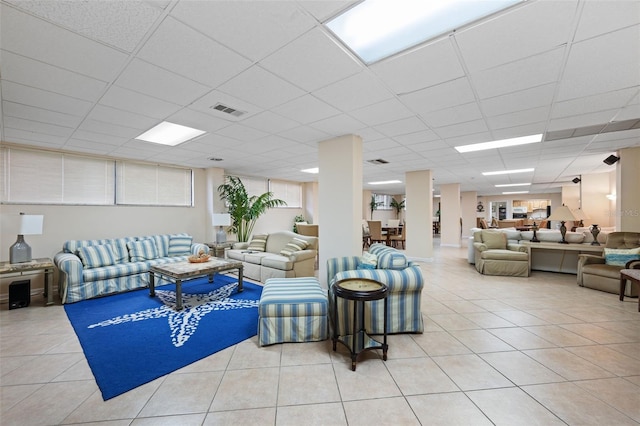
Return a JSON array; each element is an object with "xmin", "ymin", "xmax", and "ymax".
[
  {"xmin": 327, "ymin": 243, "xmax": 424, "ymax": 335},
  {"xmin": 54, "ymin": 233, "xmax": 208, "ymax": 304}
]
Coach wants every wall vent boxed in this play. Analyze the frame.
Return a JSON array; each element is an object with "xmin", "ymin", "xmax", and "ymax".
[
  {"xmin": 210, "ymin": 103, "xmax": 247, "ymax": 117},
  {"xmin": 368, "ymin": 158, "xmax": 389, "ymax": 164}
]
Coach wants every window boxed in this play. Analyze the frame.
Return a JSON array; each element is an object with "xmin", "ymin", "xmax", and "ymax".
[
  {"xmin": 232, "ymin": 175, "xmax": 268, "ymax": 198},
  {"xmin": 1, "ymin": 146, "xmax": 193, "ymax": 206},
  {"xmin": 269, "ymin": 179, "xmax": 301, "ymax": 208},
  {"xmin": 374, "ymin": 193, "xmax": 392, "ymax": 210}
]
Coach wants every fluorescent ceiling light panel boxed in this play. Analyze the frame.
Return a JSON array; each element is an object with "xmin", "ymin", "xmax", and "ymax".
[
  {"xmin": 455, "ymin": 134, "xmax": 543, "ymax": 153},
  {"xmin": 502, "ymin": 191, "xmax": 529, "ymax": 195},
  {"xmin": 483, "ymin": 168, "xmax": 534, "ymax": 176},
  {"xmin": 494, "ymin": 183, "xmax": 531, "ymax": 187},
  {"xmin": 326, "ymin": 0, "xmax": 522, "ymax": 64},
  {"xmin": 368, "ymin": 180, "xmax": 402, "ymax": 185},
  {"xmin": 301, "ymin": 168, "xmax": 319, "ymax": 174},
  {"xmin": 135, "ymin": 121, "xmax": 206, "ymax": 146}
]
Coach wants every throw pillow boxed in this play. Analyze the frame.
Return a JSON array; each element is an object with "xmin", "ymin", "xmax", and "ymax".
[
  {"xmin": 127, "ymin": 239, "xmax": 159, "ymax": 262},
  {"xmin": 604, "ymin": 247, "xmax": 640, "ymax": 266},
  {"xmin": 360, "ymin": 252, "xmax": 377, "ymax": 268},
  {"xmin": 247, "ymin": 234, "xmax": 268, "ymax": 252},
  {"xmin": 78, "ymin": 244, "xmax": 117, "ymax": 268},
  {"xmin": 280, "ymin": 237, "xmax": 309, "ymax": 256},
  {"xmin": 481, "ymin": 230, "xmax": 507, "ymax": 250},
  {"xmin": 168, "ymin": 234, "xmax": 192, "ymax": 256}
]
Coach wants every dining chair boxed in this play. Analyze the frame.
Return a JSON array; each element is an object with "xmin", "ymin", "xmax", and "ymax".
[
  {"xmin": 367, "ymin": 221, "xmax": 387, "ymax": 245},
  {"xmin": 389, "ymin": 223, "xmax": 406, "ymax": 249}
]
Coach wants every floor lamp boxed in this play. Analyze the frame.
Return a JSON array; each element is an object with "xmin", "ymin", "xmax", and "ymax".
[
  {"xmin": 9, "ymin": 213, "xmax": 44, "ymax": 263},
  {"xmin": 547, "ymin": 205, "xmax": 578, "ymax": 244}
]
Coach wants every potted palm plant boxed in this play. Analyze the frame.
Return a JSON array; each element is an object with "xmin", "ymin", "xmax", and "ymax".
[
  {"xmin": 390, "ymin": 198, "xmax": 405, "ymax": 219},
  {"xmin": 369, "ymin": 195, "xmax": 382, "ymax": 219},
  {"xmin": 217, "ymin": 176, "xmax": 287, "ymax": 242}
]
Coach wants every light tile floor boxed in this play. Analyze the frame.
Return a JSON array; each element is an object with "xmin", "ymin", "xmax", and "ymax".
[{"xmin": 2, "ymin": 242, "xmax": 639, "ymax": 425}]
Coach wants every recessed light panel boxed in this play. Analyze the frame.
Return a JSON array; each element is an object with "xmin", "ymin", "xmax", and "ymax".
[
  {"xmin": 326, "ymin": 0, "xmax": 522, "ymax": 64},
  {"xmin": 135, "ymin": 121, "xmax": 206, "ymax": 146},
  {"xmin": 368, "ymin": 180, "xmax": 402, "ymax": 185},
  {"xmin": 483, "ymin": 168, "xmax": 534, "ymax": 176},
  {"xmin": 494, "ymin": 183, "xmax": 531, "ymax": 187},
  {"xmin": 301, "ymin": 168, "xmax": 319, "ymax": 174},
  {"xmin": 455, "ymin": 134, "xmax": 542, "ymax": 153}
]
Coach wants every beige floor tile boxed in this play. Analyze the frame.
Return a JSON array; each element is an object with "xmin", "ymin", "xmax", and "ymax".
[
  {"xmin": 574, "ymin": 377, "xmax": 640, "ymax": 422},
  {"xmin": 440, "ymin": 300, "xmax": 488, "ymax": 313},
  {"xmin": 138, "ymin": 371, "xmax": 222, "ymax": 417},
  {"xmin": 559, "ymin": 323, "xmax": 635, "ymax": 344},
  {"xmin": 412, "ymin": 331, "xmax": 472, "ymax": 356},
  {"xmin": 204, "ymin": 407, "xmax": 276, "ymax": 425},
  {"xmin": 449, "ymin": 329, "xmax": 515, "ymax": 353},
  {"xmin": 275, "ymin": 402, "xmax": 346, "ymax": 426},
  {"xmin": 385, "ymin": 333, "xmax": 429, "ymax": 358},
  {"xmin": 467, "ymin": 387, "xmax": 565, "ymax": 425},
  {"xmin": 494, "ymin": 310, "xmax": 550, "ymax": 326},
  {"xmin": 479, "ymin": 351, "xmax": 565, "ymax": 385},
  {"xmin": 1, "ymin": 352, "xmax": 86, "ymax": 385},
  {"xmin": 427, "ymin": 313, "xmax": 480, "ymax": 331},
  {"xmin": 594, "ymin": 320, "xmax": 640, "ymax": 341},
  {"xmin": 227, "ymin": 338, "xmax": 281, "ymax": 370},
  {"xmin": 523, "ymin": 309, "xmax": 584, "ymax": 324},
  {"xmin": 488, "ymin": 327, "xmax": 556, "ymax": 350},
  {"xmin": 177, "ymin": 345, "xmax": 234, "ymax": 373},
  {"xmin": 625, "ymin": 375, "xmax": 640, "ymax": 386},
  {"xmin": 566, "ymin": 345, "xmax": 640, "ymax": 376},
  {"xmin": 432, "ymin": 354, "xmax": 513, "ymax": 391},
  {"xmin": 280, "ymin": 340, "xmax": 333, "ymax": 366},
  {"xmin": 523, "ymin": 382, "xmax": 638, "ymax": 425},
  {"xmin": 277, "ymin": 364, "xmax": 340, "ymax": 406},
  {"xmin": 386, "ymin": 357, "xmax": 459, "ymax": 395},
  {"xmin": 461, "ymin": 311, "xmax": 516, "ymax": 328},
  {"xmin": 523, "ymin": 324, "xmax": 596, "ymax": 347},
  {"xmin": 133, "ymin": 413, "xmax": 207, "ymax": 425},
  {"xmin": 333, "ymin": 359, "xmax": 402, "ymax": 401},
  {"xmin": 209, "ymin": 367, "xmax": 279, "ymax": 412},
  {"xmin": 407, "ymin": 392, "xmax": 493, "ymax": 425},
  {"xmin": 343, "ymin": 396, "xmax": 420, "ymax": 425},
  {"xmin": 523, "ymin": 348, "xmax": 616, "ymax": 381},
  {"xmin": 0, "ymin": 383, "xmax": 42, "ymax": 414},
  {"xmin": 604, "ymin": 342, "xmax": 640, "ymax": 360},
  {"xmin": 470, "ymin": 299, "xmax": 518, "ymax": 312}
]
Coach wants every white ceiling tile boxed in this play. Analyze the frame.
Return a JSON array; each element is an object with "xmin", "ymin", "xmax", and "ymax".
[
  {"xmin": 5, "ymin": 0, "xmax": 162, "ymax": 52},
  {"xmin": 420, "ymin": 102, "xmax": 482, "ymax": 128},
  {"xmin": 2, "ymin": 51, "xmax": 107, "ymax": 101},
  {"xmin": 242, "ymin": 111, "xmax": 301, "ymax": 134},
  {"xmin": 115, "ymin": 59, "xmax": 211, "ymax": 106},
  {"xmin": 350, "ymin": 98, "xmax": 414, "ymax": 126},
  {"xmin": 487, "ymin": 106, "xmax": 550, "ymax": 130},
  {"xmin": 65, "ymin": 138, "xmax": 121, "ymax": 155},
  {"xmin": 214, "ymin": 124, "xmax": 269, "ymax": 143},
  {"xmin": 400, "ymin": 77, "xmax": 476, "ymax": 114},
  {"xmin": 371, "ymin": 38, "xmax": 464, "ymax": 94},
  {"xmin": 574, "ymin": 0, "xmax": 640, "ymax": 42},
  {"xmin": 471, "ymin": 48, "xmax": 565, "ymax": 99},
  {"xmin": 455, "ymin": 0, "xmax": 578, "ymax": 72},
  {"xmin": 87, "ymin": 105, "xmax": 158, "ymax": 130},
  {"xmin": 218, "ymin": 66, "xmax": 306, "ymax": 110},
  {"xmin": 137, "ymin": 17, "xmax": 253, "ymax": 88},
  {"xmin": 394, "ymin": 130, "xmax": 440, "ymax": 145},
  {"xmin": 373, "ymin": 117, "xmax": 429, "ymax": 138},
  {"xmin": 78, "ymin": 119, "xmax": 141, "ymax": 139},
  {"xmin": 434, "ymin": 119, "xmax": 489, "ymax": 139},
  {"xmin": 278, "ymin": 125, "xmax": 330, "ymax": 144},
  {"xmin": 557, "ymin": 25, "xmax": 640, "ymax": 101},
  {"xmin": 69, "ymin": 130, "xmax": 128, "ymax": 146},
  {"xmin": 3, "ymin": 127, "xmax": 68, "ymax": 146},
  {"xmin": 481, "ymin": 84, "xmax": 557, "ymax": 116},
  {"xmin": 312, "ymin": 71, "xmax": 394, "ymax": 112},
  {"xmin": 171, "ymin": 1, "xmax": 316, "ymax": 62},
  {"xmin": 4, "ymin": 116, "xmax": 74, "ymax": 137},
  {"xmin": 296, "ymin": 0, "xmax": 356, "ymax": 21},
  {"xmin": 1, "ymin": 81, "xmax": 93, "ymax": 116},
  {"xmin": 273, "ymin": 95, "xmax": 341, "ymax": 124},
  {"xmin": 99, "ymin": 86, "xmax": 181, "ymax": 119},
  {"xmin": 260, "ymin": 28, "xmax": 363, "ymax": 92},
  {"xmin": 548, "ymin": 109, "xmax": 620, "ymax": 132},
  {"xmin": 309, "ymin": 114, "xmax": 366, "ymax": 135},
  {"xmin": 3, "ymin": 101, "xmax": 82, "ymax": 129},
  {"xmin": 0, "ymin": 5, "xmax": 128, "ymax": 81},
  {"xmin": 551, "ymin": 88, "xmax": 638, "ymax": 119}
]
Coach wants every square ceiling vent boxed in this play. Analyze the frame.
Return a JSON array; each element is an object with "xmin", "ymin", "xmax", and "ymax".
[{"xmin": 210, "ymin": 103, "xmax": 247, "ymax": 118}]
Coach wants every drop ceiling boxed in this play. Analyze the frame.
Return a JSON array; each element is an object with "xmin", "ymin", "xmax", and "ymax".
[{"xmin": 1, "ymin": 0, "xmax": 639, "ymax": 196}]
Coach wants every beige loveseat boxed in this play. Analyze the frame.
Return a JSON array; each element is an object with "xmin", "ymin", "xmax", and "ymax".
[{"xmin": 226, "ymin": 231, "xmax": 318, "ymax": 282}]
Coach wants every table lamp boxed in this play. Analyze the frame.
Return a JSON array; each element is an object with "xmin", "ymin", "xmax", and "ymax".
[
  {"xmin": 547, "ymin": 205, "xmax": 578, "ymax": 244},
  {"xmin": 10, "ymin": 213, "xmax": 44, "ymax": 263},
  {"xmin": 212, "ymin": 213, "xmax": 231, "ymax": 244},
  {"xmin": 572, "ymin": 208, "xmax": 589, "ymax": 228}
]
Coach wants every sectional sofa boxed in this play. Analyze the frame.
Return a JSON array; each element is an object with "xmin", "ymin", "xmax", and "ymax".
[{"xmin": 54, "ymin": 233, "xmax": 208, "ymax": 303}]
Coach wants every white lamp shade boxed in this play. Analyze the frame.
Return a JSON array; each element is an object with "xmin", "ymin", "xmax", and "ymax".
[
  {"xmin": 572, "ymin": 208, "xmax": 589, "ymax": 220},
  {"xmin": 547, "ymin": 205, "xmax": 578, "ymax": 222},
  {"xmin": 19, "ymin": 214, "xmax": 44, "ymax": 235},
  {"xmin": 212, "ymin": 213, "xmax": 231, "ymax": 227}
]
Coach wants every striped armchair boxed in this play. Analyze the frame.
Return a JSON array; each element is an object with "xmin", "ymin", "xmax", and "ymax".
[{"xmin": 327, "ymin": 244, "xmax": 424, "ymax": 335}]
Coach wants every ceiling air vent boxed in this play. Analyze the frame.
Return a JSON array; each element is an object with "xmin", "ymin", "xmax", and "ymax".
[
  {"xmin": 210, "ymin": 103, "xmax": 246, "ymax": 117},
  {"xmin": 368, "ymin": 158, "xmax": 389, "ymax": 165}
]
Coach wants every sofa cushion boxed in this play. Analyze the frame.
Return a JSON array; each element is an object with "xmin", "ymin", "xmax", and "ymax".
[
  {"xmin": 480, "ymin": 249, "xmax": 528, "ymax": 261},
  {"xmin": 110, "ymin": 237, "xmax": 135, "ymax": 263},
  {"xmin": 78, "ymin": 244, "xmax": 117, "ymax": 268},
  {"xmin": 244, "ymin": 252, "xmax": 272, "ymax": 265},
  {"xmin": 168, "ymin": 234, "xmax": 192, "ymax": 256},
  {"xmin": 604, "ymin": 247, "xmax": 640, "ymax": 266},
  {"xmin": 247, "ymin": 234, "xmax": 268, "ymax": 252},
  {"xmin": 280, "ymin": 237, "xmax": 309, "ymax": 256},
  {"xmin": 127, "ymin": 239, "xmax": 159, "ymax": 262},
  {"xmin": 152, "ymin": 234, "xmax": 171, "ymax": 257},
  {"xmin": 261, "ymin": 255, "xmax": 294, "ymax": 271}
]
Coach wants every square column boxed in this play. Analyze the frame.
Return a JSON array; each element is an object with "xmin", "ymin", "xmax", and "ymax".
[
  {"xmin": 406, "ymin": 170, "xmax": 433, "ymax": 259},
  {"xmin": 440, "ymin": 183, "xmax": 461, "ymax": 247}
]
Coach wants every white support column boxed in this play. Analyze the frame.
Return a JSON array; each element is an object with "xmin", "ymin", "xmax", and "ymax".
[
  {"xmin": 461, "ymin": 191, "xmax": 477, "ymax": 245},
  {"xmin": 617, "ymin": 146, "xmax": 640, "ymax": 231},
  {"xmin": 205, "ymin": 167, "xmax": 226, "ymax": 243},
  {"xmin": 405, "ymin": 170, "xmax": 433, "ymax": 260},
  {"xmin": 440, "ymin": 183, "xmax": 461, "ymax": 247},
  {"xmin": 318, "ymin": 135, "xmax": 363, "ymax": 286}
]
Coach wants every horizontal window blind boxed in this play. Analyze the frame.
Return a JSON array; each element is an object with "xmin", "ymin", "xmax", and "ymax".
[
  {"xmin": 269, "ymin": 179, "xmax": 300, "ymax": 207},
  {"xmin": 116, "ymin": 162, "xmax": 192, "ymax": 206}
]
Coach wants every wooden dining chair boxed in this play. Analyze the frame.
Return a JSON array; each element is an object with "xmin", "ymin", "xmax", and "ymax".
[
  {"xmin": 389, "ymin": 223, "xmax": 406, "ymax": 249},
  {"xmin": 367, "ymin": 221, "xmax": 387, "ymax": 245}
]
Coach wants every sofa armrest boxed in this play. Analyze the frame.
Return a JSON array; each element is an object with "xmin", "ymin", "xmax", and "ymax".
[
  {"xmin": 508, "ymin": 243, "xmax": 527, "ymax": 253},
  {"xmin": 331, "ymin": 265, "xmax": 424, "ymax": 293},
  {"xmin": 625, "ymin": 259, "xmax": 640, "ymax": 269},
  {"xmin": 289, "ymin": 249, "xmax": 316, "ymax": 263},
  {"xmin": 233, "ymin": 242, "xmax": 249, "ymax": 250},
  {"xmin": 578, "ymin": 254, "xmax": 605, "ymax": 266},
  {"xmin": 326, "ymin": 256, "xmax": 361, "ymax": 284},
  {"xmin": 54, "ymin": 251, "xmax": 84, "ymax": 303},
  {"xmin": 473, "ymin": 242, "xmax": 488, "ymax": 252}
]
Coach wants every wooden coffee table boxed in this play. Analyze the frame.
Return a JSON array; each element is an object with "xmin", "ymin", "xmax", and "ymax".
[{"xmin": 149, "ymin": 258, "xmax": 243, "ymax": 310}]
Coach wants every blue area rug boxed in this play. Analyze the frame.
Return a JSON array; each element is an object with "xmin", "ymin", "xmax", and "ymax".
[{"xmin": 64, "ymin": 274, "xmax": 262, "ymax": 400}]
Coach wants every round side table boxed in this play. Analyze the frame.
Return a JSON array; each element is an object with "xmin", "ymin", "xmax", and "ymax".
[{"xmin": 332, "ymin": 277, "xmax": 388, "ymax": 371}]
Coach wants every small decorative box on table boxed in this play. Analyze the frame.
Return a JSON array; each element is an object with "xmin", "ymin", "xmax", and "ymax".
[{"xmin": 332, "ymin": 277, "xmax": 388, "ymax": 371}]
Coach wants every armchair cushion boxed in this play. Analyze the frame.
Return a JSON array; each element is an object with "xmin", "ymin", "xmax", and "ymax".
[
  {"xmin": 604, "ymin": 247, "xmax": 640, "ymax": 266},
  {"xmin": 477, "ymin": 230, "xmax": 507, "ymax": 249}
]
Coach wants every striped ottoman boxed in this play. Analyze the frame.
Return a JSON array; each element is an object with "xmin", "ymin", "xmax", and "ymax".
[{"xmin": 258, "ymin": 277, "xmax": 328, "ymax": 346}]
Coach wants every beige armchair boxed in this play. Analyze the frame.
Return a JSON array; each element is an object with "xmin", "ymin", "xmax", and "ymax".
[
  {"xmin": 578, "ymin": 232, "xmax": 640, "ymax": 296},
  {"xmin": 473, "ymin": 230, "xmax": 529, "ymax": 277}
]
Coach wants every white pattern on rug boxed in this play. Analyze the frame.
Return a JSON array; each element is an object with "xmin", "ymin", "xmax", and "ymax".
[{"xmin": 87, "ymin": 282, "xmax": 258, "ymax": 347}]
